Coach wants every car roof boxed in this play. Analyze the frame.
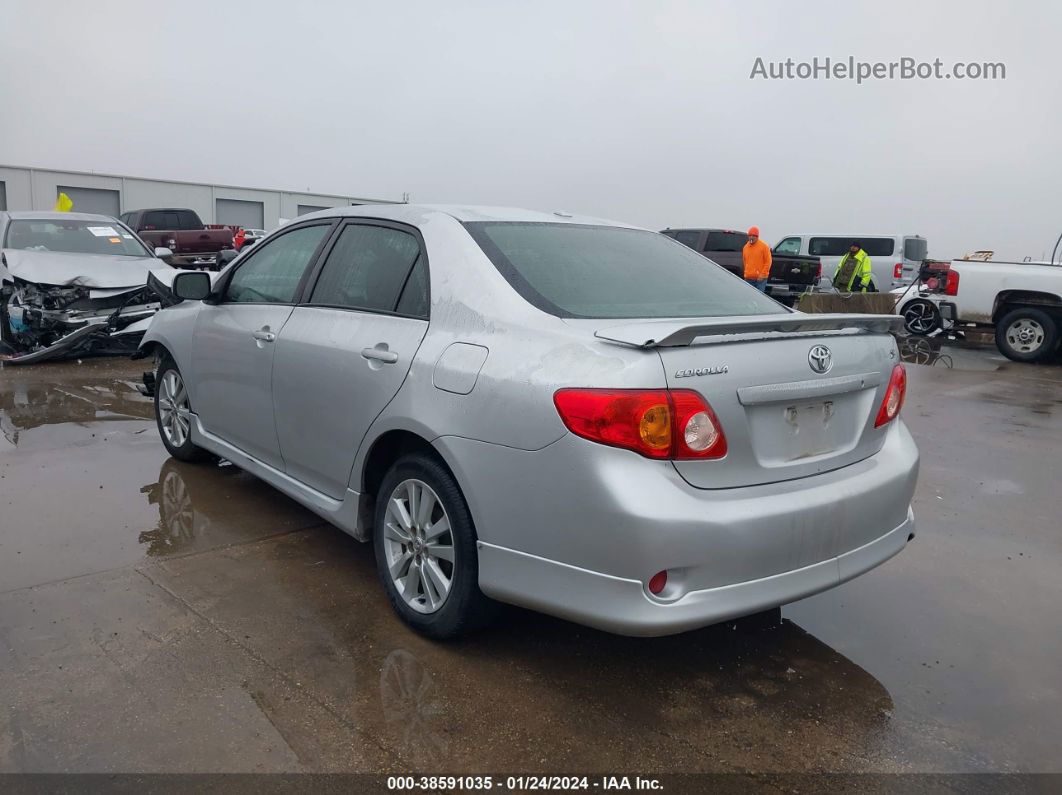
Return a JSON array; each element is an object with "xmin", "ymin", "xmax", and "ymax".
[
  {"xmin": 0, "ymin": 211, "xmax": 122, "ymax": 223},
  {"xmin": 296, "ymin": 204, "xmax": 641, "ymax": 230},
  {"xmin": 661, "ymin": 228, "xmax": 744, "ymax": 233},
  {"xmin": 781, "ymin": 233, "xmax": 923, "ymax": 239}
]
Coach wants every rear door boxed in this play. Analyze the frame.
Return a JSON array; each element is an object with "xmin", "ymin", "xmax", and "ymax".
[
  {"xmin": 190, "ymin": 221, "xmax": 334, "ymax": 468},
  {"xmin": 272, "ymin": 220, "xmax": 430, "ymax": 498},
  {"xmin": 902, "ymin": 237, "xmax": 927, "ymax": 285}
]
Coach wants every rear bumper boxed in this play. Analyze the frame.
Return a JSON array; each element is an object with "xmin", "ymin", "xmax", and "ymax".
[
  {"xmin": 435, "ymin": 420, "xmax": 919, "ymax": 636},
  {"xmin": 167, "ymin": 253, "xmax": 220, "ymax": 267},
  {"xmin": 479, "ymin": 510, "xmax": 913, "ymax": 636}
]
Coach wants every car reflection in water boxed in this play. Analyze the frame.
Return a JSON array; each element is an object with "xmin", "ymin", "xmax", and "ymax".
[
  {"xmin": 139, "ymin": 459, "xmax": 206, "ymax": 556},
  {"xmin": 898, "ymin": 335, "xmax": 953, "ymax": 368},
  {"xmin": 380, "ymin": 649, "xmax": 450, "ymax": 767},
  {"xmin": 137, "ymin": 455, "xmax": 320, "ymax": 558},
  {"xmin": 0, "ymin": 377, "xmax": 152, "ymax": 447}
]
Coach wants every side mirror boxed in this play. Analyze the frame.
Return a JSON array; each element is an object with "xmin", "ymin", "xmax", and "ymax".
[
  {"xmin": 216, "ymin": 249, "xmax": 239, "ymax": 268},
  {"xmin": 154, "ymin": 247, "xmax": 173, "ymax": 259},
  {"xmin": 173, "ymin": 271, "xmax": 212, "ymax": 301}
]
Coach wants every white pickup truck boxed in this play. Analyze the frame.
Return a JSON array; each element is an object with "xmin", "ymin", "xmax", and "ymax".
[{"xmin": 948, "ymin": 259, "xmax": 1062, "ymax": 362}]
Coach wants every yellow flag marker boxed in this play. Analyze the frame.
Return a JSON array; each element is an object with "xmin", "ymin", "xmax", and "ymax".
[{"xmin": 54, "ymin": 192, "xmax": 74, "ymax": 212}]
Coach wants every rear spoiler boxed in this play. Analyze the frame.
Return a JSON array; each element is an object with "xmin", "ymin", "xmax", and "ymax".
[{"xmin": 594, "ymin": 313, "xmax": 902, "ymax": 348}]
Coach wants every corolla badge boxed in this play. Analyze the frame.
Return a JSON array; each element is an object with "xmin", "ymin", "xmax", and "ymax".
[
  {"xmin": 675, "ymin": 365, "xmax": 729, "ymax": 378},
  {"xmin": 808, "ymin": 345, "xmax": 832, "ymax": 374}
]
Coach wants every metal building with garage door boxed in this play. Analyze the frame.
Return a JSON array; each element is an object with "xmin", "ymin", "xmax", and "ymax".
[{"xmin": 0, "ymin": 164, "xmax": 396, "ymax": 229}]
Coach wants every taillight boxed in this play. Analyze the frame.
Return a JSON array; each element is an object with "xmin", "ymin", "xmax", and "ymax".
[
  {"xmin": 814, "ymin": 259, "xmax": 822, "ymax": 280},
  {"xmin": 893, "ymin": 263, "xmax": 903, "ymax": 279},
  {"xmin": 874, "ymin": 365, "xmax": 907, "ymax": 428},
  {"xmin": 670, "ymin": 390, "xmax": 727, "ymax": 459},
  {"xmin": 554, "ymin": 388, "xmax": 727, "ymax": 460},
  {"xmin": 944, "ymin": 270, "xmax": 960, "ymax": 296}
]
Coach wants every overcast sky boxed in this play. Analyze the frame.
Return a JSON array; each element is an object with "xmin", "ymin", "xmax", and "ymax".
[{"xmin": 3, "ymin": 0, "xmax": 1059, "ymax": 260}]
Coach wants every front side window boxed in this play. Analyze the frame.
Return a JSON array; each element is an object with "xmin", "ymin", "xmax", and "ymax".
[
  {"xmin": 309, "ymin": 224, "xmax": 424, "ymax": 315},
  {"xmin": 465, "ymin": 222, "xmax": 783, "ymax": 319},
  {"xmin": 774, "ymin": 237, "xmax": 801, "ymax": 255},
  {"xmin": 226, "ymin": 224, "xmax": 329, "ymax": 304},
  {"xmin": 4, "ymin": 219, "xmax": 150, "ymax": 257}
]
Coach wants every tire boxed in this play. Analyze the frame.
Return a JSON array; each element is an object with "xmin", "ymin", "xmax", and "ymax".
[
  {"xmin": 373, "ymin": 453, "xmax": 500, "ymax": 639},
  {"xmin": 902, "ymin": 298, "xmax": 941, "ymax": 336},
  {"xmin": 995, "ymin": 307, "xmax": 1059, "ymax": 363},
  {"xmin": 154, "ymin": 357, "xmax": 211, "ymax": 462}
]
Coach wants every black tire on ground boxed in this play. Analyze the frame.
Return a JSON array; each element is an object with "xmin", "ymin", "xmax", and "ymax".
[
  {"xmin": 154, "ymin": 356, "xmax": 211, "ymax": 462},
  {"xmin": 902, "ymin": 298, "xmax": 942, "ymax": 336},
  {"xmin": 995, "ymin": 307, "xmax": 1060, "ymax": 363},
  {"xmin": 373, "ymin": 453, "xmax": 500, "ymax": 639}
]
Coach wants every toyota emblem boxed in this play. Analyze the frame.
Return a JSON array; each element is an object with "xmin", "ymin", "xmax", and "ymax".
[{"xmin": 808, "ymin": 345, "xmax": 832, "ymax": 374}]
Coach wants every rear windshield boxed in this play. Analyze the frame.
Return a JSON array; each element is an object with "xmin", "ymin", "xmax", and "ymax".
[
  {"xmin": 139, "ymin": 210, "xmax": 200, "ymax": 230},
  {"xmin": 464, "ymin": 222, "xmax": 784, "ymax": 319},
  {"xmin": 809, "ymin": 237, "xmax": 895, "ymax": 257},
  {"xmin": 4, "ymin": 219, "xmax": 149, "ymax": 257},
  {"xmin": 703, "ymin": 231, "xmax": 747, "ymax": 252}
]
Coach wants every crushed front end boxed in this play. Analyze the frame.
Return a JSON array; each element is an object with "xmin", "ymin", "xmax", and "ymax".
[{"xmin": 1, "ymin": 279, "xmax": 163, "ymax": 364}]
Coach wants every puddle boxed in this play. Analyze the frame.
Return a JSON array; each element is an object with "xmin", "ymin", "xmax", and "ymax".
[{"xmin": 896, "ymin": 334, "xmax": 1003, "ymax": 372}]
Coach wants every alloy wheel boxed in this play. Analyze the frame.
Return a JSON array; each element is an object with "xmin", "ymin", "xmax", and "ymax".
[
  {"xmin": 158, "ymin": 369, "xmax": 192, "ymax": 448},
  {"xmin": 903, "ymin": 301, "xmax": 939, "ymax": 334},
  {"xmin": 382, "ymin": 479, "xmax": 455, "ymax": 614}
]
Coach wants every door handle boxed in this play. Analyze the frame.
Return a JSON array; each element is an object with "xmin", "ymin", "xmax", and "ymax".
[
  {"xmin": 252, "ymin": 329, "xmax": 276, "ymax": 342},
  {"xmin": 361, "ymin": 347, "xmax": 398, "ymax": 364}
]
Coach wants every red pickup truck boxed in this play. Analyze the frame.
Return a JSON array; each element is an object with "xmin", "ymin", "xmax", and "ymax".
[{"xmin": 120, "ymin": 208, "xmax": 235, "ymax": 269}]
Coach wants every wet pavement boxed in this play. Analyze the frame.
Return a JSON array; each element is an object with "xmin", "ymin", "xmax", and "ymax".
[{"xmin": 0, "ymin": 347, "xmax": 1060, "ymax": 773}]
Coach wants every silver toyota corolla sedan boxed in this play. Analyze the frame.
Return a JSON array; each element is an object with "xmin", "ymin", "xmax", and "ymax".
[{"xmin": 137, "ymin": 205, "xmax": 919, "ymax": 638}]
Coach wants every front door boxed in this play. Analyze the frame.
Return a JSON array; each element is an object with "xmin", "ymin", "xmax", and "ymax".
[
  {"xmin": 191, "ymin": 221, "xmax": 333, "ymax": 469},
  {"xmin": 272, "ymin": 220, "xmax": 430, "ymax": 498}
]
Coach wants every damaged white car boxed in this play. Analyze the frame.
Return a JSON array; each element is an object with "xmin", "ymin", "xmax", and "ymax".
[{"xmin": 0, "ymin": 211, "xmax": 176, "ymax": 364}]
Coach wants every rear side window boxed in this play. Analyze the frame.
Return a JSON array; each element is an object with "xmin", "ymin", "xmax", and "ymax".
[
  {"xmin": 703, "ymin": 231, "xmax": 747, "ymax": 252},
  {"xmin": 141, "ymin": 211, "xmax": 180, "ymax": 231},
  {"xmin": 395, "ymin": 254, "xmax": 429, "ymax": 317},
  {"xmin": 670, "ymin": 230, "xmax": 701, "ymax": 249},
  {"xmin": 226, "ymin": 224, "xmax": 329, "ymax": 303},
  {"xmin": 309, "ymin": 224, "xmax": 425, "ymax": 315},
  {"xmin": 904, "ymin": 238, "xmax": 927, "ymax": 261},
  {"xmin": 176, "ymin": 211, "xmax": 200, "ymax": 229},
  {"xmin": 465, "ymin": 222, "xmax": 782, "ymax": 319},
  {"xmin": 809, "ymin": 237, "xmax": 895, "ymax": 257},
  {"xmin": 774, "ymin": 237, "xmax": 801, "ymax": 255}
]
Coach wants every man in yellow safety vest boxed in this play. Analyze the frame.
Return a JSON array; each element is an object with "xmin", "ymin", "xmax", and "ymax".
[{"xmin": 832, "ymin": 241, "xmax": 874, "ymax": 292}]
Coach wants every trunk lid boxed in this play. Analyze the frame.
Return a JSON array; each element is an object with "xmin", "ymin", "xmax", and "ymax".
[{"xmin": 594, "ymin": 314, "xmax": 902, "ymax": 489}]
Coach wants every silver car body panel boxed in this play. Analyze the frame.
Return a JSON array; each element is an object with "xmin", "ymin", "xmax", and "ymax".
[
  {"xmin": 1, "ymin": 249, "xmax": 159, "ymax": 289},
  {"xmin": 139, "ymin": 204, "xmax": 919, "ymax": 636}
]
